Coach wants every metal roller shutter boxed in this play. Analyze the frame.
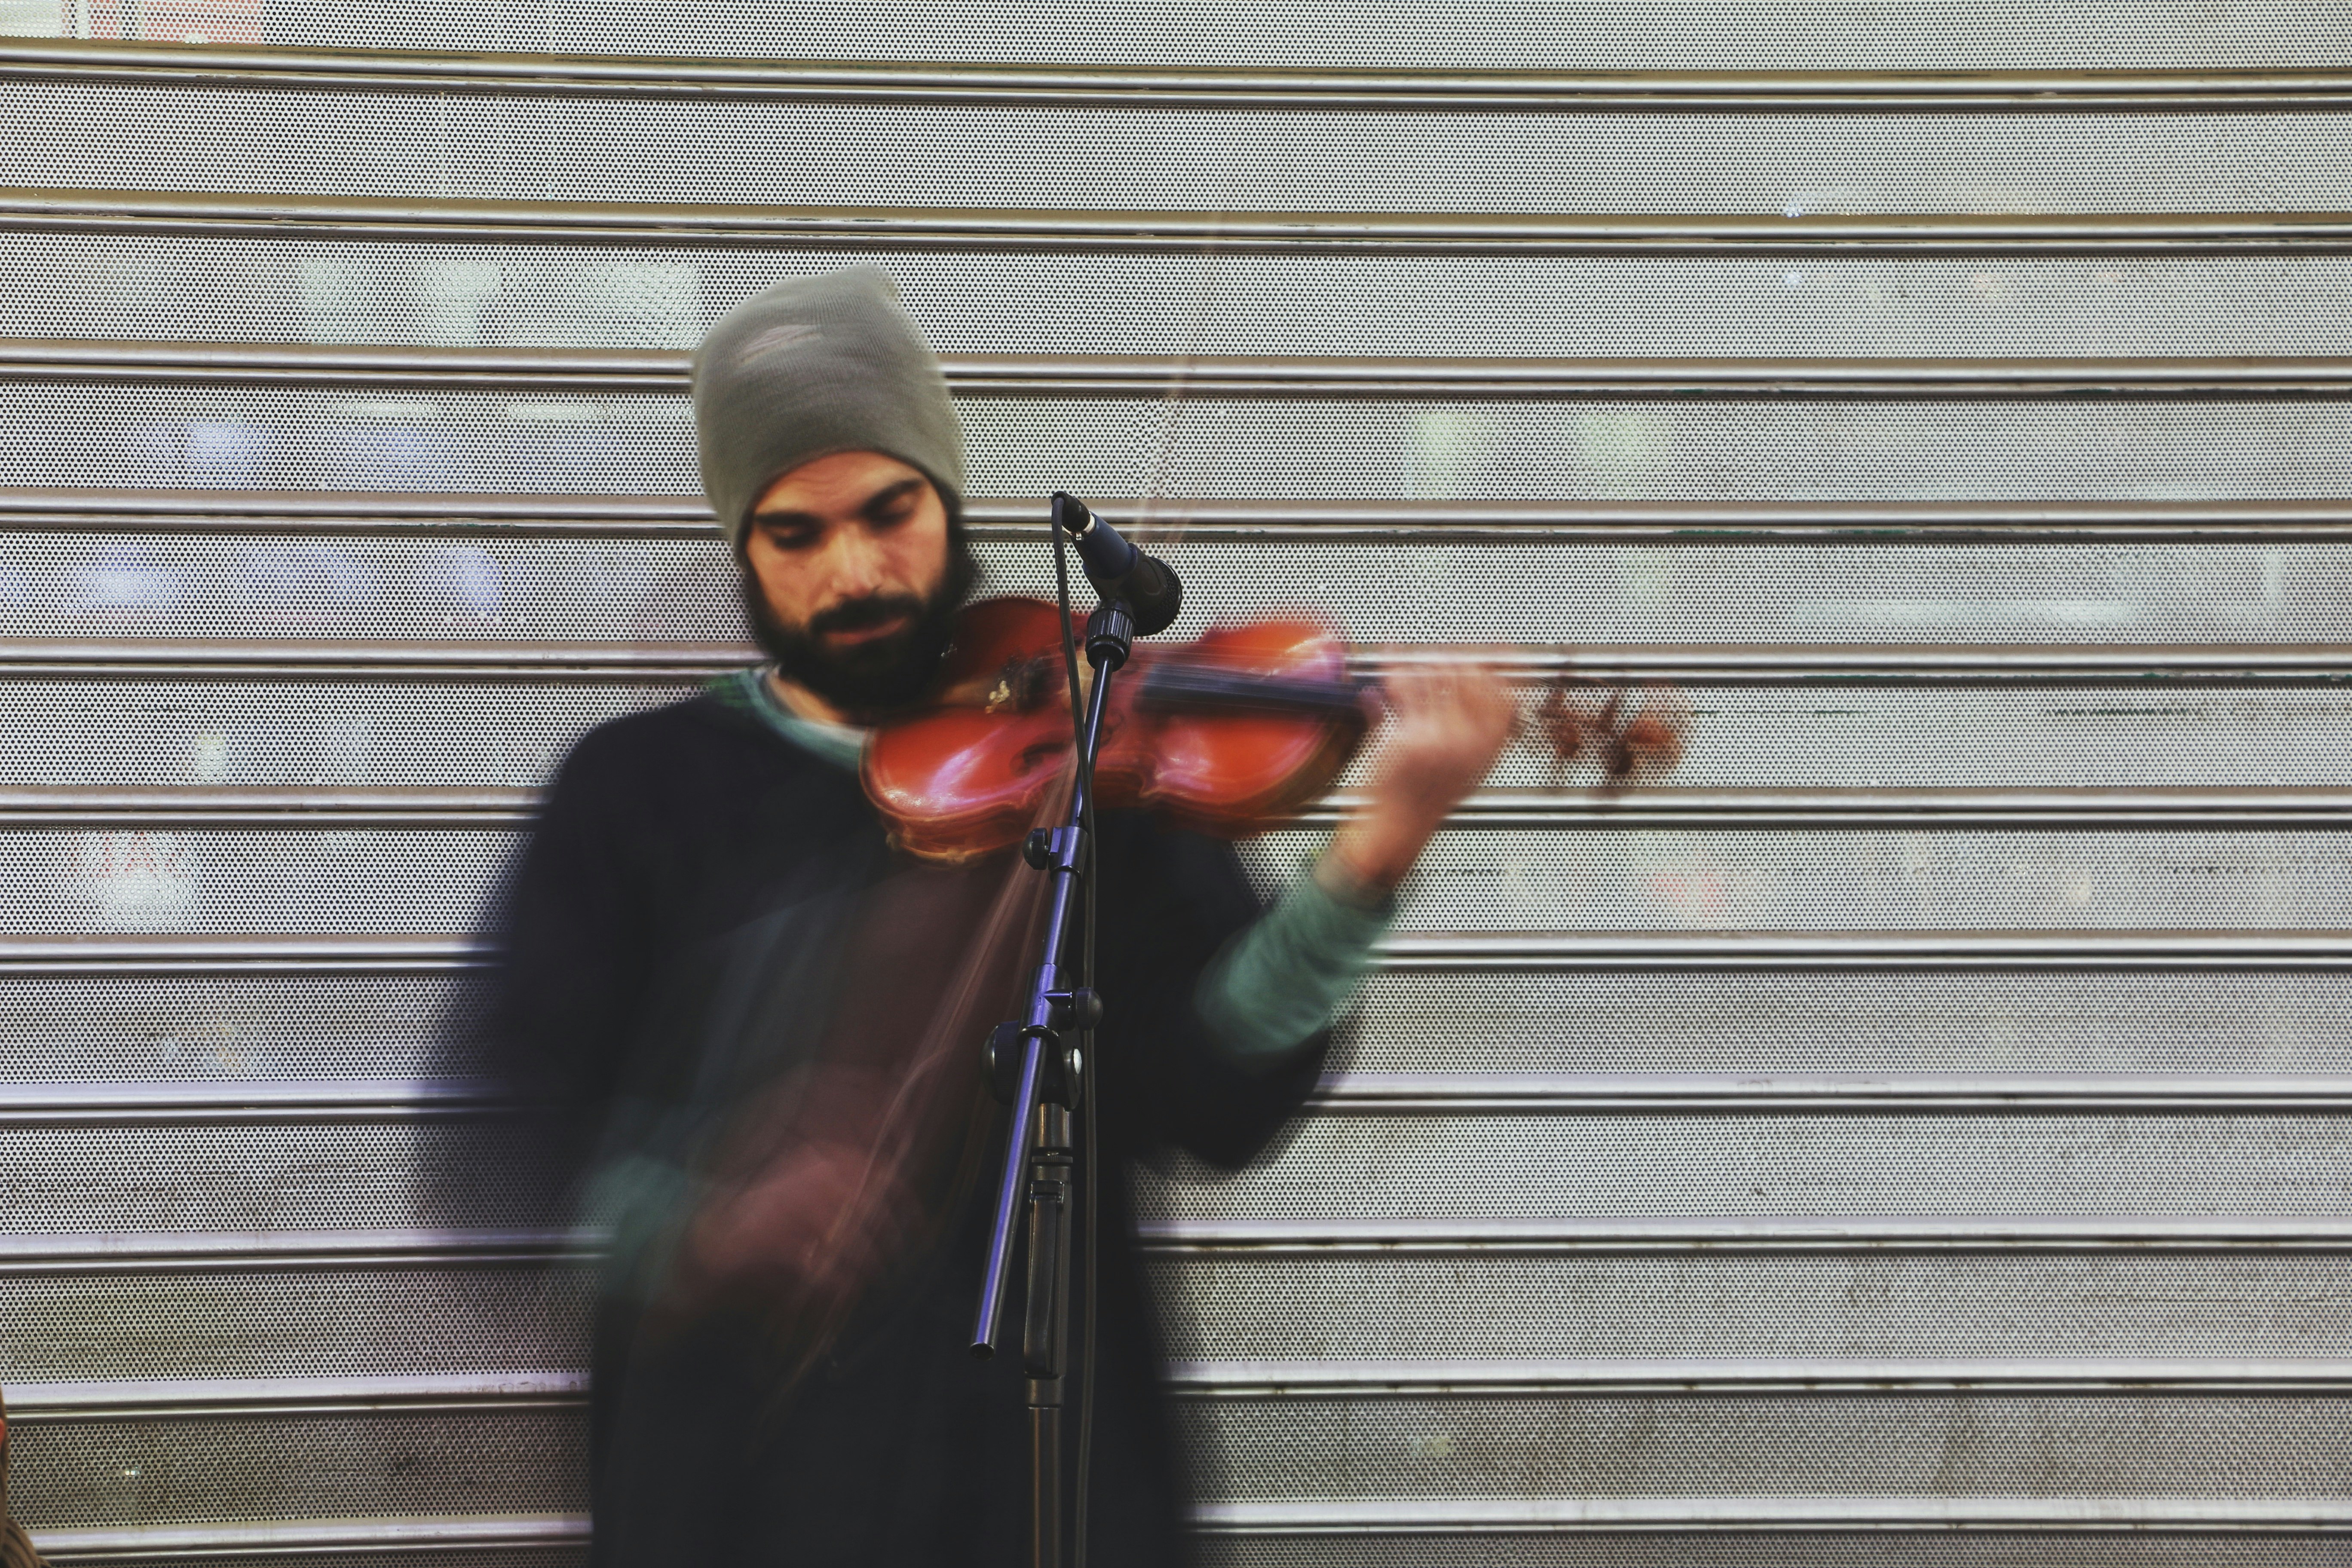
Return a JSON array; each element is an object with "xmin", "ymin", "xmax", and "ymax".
[{"xmin": 1, "ymin": 5, "xmax": 2348, "ymax": 1563}]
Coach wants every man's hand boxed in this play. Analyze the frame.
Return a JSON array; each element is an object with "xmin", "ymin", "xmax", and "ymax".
[{"xmin": 1322, "ymin": 661, "xmax": 1519, "ymax": 898}]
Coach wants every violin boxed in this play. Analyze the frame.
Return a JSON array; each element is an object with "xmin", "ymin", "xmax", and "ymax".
[{"xmin": 862, "ymin": 596, "xmax": 1684, "ymax": 861}]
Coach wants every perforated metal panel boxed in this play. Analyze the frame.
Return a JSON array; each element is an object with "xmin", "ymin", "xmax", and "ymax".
[
  {"xmin": 1238, "ymin": 829, "xmax": 2352, "ymax": 931},
  {"xmin": 16, "ymin": 969, "xmax": 2352, "ymax": 1101},
  {"xmin": 13, "ymin": 389, "xmax": 2352, "ymax": 499},
  {"xmin": 8, "ymin": 90, "xmax": 2352, "ymax": 213},
  {"xmin": 0, "ymin": 684, "xmax": 696, "ymax": 791},
  {"xmin": 8, "ymin": 1410, "xmax": 587, "ymax": 1530},
  {"xmin": 1443, "ymin": 688, "xmax": 2352, "ymax": 791},
  {"xmin": 0, "ymin": 1265, "xmax": 590, "ymax": 1383},
  {"xmin": 1149, "ymin": 1255, "xmax": 2352, "ymax": 1362},
  {"xmin": 0, "ymin": 1121, "xmax": 567, "ymax": 1233},
  {"xmin": 1142, "ymin": 1116, "xmax": 2352, "ymax": 1221},
  {"xmin": 23, "ymin": 533, "xmax": 2352, "ymax": 644},
  {"xmin": 0, "ymin": 1109, "xmax": 2340, "ymax": 1246},
  {"xmin": 0, "ymin": 973, "xmax": 488, "ymax": 1080},
  {"xmin": 0, "ymin": 829, "xmax": 516, "ymax": 931},
  {"xmin": 5, "ymin": 1, "xmax": 2350, "ymax": 1559},
  {"xmin": 1334, "ymin": 971, "xmax": 2352, "ymax": 1075},
  {"xmin": 1180, "ymin": 1396, "xmax": 2352, "ymax": 1499},
  {"xmin": 17, "ymin": 824, "xmax": 2352, "ymax": 934},
  {"xmin": 28, "ymin": 0, "xmax": 2349, "ymax": 70},
  {"xmin": 11, "ymin": 237, "xmax": 2352, "ymax": 361},
  {"xmin": 21, "ymin": 683, "xmax": 2352, "ymax": 794}
]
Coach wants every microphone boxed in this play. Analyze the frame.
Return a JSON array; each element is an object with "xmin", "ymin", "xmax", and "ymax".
[{"xmin": 1053, "ymin": 493, "xmax": 1184, "ymax": 637}]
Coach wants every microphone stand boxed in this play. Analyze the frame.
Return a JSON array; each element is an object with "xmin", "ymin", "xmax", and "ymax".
[{"xmin": 969, "ymin": 518, "xmax": 1138, "ymax": 1568}]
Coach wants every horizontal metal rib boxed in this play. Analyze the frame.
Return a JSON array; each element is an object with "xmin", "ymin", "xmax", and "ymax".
[
  {"xmin": 0, "ymin": 1078, "xmax": 504, "ymax": 1123},
  {"xmin": 35, "ymin": 1516, "xmax": 590, "ymax": 1562},
  {"xmin": 9, "ymin": 190, "xmax": 2352, "ymax": 255},
  {"xmin": 0, "ymin": 786, "xmax": 546, "ymax": 830},
  {"xmin": 10, "ymin": 1372, "xmax": 585, "ymax": 1418},
  {"xmin": 11, "ymin": 932, "xmax": 2352, "ymax": 974},
  {"xmin": 1190, "ymin": 1497, "xmax": 2352, "ymax": 1533},
  {"xmin": 21, "ymin": 1360, "xmax": 2347, "ymax": 1418},
  {"xmin": 7, "ymin": 340, "xmax": 2352, "ymax": 398},
  {"xmin": 0, "ymin": 935, "xmax": 489, "ymax": 973},
  {"xmin": 12, "ymin": 786, "xmax": 2352, "ymax": 832},
  {"xmin": 0, "ymin": 487, "xmax": 729, "ymax": 538},
  {"xmin": 1138, "ymin": 1216, "xmax": 2352, "ymax": 1256},
  {"xmin": 1309, "ymin": 1070, "xmax": 2352, "ymax": 1114},
  {"xmin": 5, "ymin": 41, "xmax": 2350, "ymax": 112},
  {"xmin": 1379, "ymin": 932, "xmax": 2352, "ymax": 970},
  {"xmin": 1387, "ymin": 646, "xmax": 2352, "ymax": 684},
  {"xmin": 0, "ymin": 1217, "xmax": 2338, "ymax": 1273},
  {"xmin": 21, "ymin": 640, "xmax": 2352, "ymax": 685},
  {"xmin": 0, "ymin": 639, "xmax": 747, "ymax": 682},
  {"xmin": 1169, "ymin": 1357, "xmax": 2352, "ymax": 1397},
  {"xmin": 41, "ymin": 1501, "xmax": 2346, "ymax": 1554},
  {"xmin": 17, "ymin": 490, "xmax": 2352, "ymax": 542},
  {"xmin": 0, "ymin": 1071, "xmax": 2338, "ymax": 1120},
  {"xmin": 1317, "ymin": 789, "xmax": 2352, "ymax": 831},
  {"xmin": 0, "ymin": 1228, "xmax": 591, "ymax": 1272},
  {"xmin": 0, "ymin": 338, "xmax": 685, "ymax": 391}
]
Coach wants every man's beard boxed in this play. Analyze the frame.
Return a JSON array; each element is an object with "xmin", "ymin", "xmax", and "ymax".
[{"xmin": 737, "ymin": 534, "xmax": 980, "ymax": 720}]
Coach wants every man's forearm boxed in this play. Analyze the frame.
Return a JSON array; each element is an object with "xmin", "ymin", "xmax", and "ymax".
[{"xmin": 1191, "ymin": 857, "xmax": 1394, "ymax": 1067}]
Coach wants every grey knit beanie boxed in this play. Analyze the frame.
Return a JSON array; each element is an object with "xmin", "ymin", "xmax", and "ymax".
[{"xmin": 691, "ymin": 266, "xmax": 965, "ymax": 548}]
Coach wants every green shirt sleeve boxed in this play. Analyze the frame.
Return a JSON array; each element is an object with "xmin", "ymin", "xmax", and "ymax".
[{"xmin": 1193, "ymin": 870, "xmax": 1393, "ymax": 1070}]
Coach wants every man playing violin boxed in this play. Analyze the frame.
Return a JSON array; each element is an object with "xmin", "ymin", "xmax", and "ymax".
[{"xmin": 490, "ymin": 266, "xmax": 1516, "ymax": 1567}]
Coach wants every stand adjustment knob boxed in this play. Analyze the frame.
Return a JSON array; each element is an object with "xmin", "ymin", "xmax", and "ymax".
[
  {"xmin": 1047, "ymin": 988, "xmax": 1103, "ymax": 1031},
  {"xmin": 981, "ymin": 1021, "xmax": 1028, "ymax": 1104},
  {"xmin": 982, "ymin": 1022, "xmax": 1085, "ymax": 1110},
  {"xmin": 1085, "ymin": 600, "xmax": 1136, "ymax": 669}
]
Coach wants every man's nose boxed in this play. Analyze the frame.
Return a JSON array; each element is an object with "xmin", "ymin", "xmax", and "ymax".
[{"xmin": 821, "ymin": 525, "xmax": 890, "ymax": 596}]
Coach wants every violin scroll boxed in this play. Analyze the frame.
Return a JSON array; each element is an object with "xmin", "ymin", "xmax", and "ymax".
[{"xmin": 1531, "ymin": 673, "xmax": 1689, "ymax": 794}]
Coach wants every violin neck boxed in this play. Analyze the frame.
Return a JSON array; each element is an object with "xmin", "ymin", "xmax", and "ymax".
[{"xmin": 1133, "ymin": 661, "xmax": 1372, "ymax": 719}]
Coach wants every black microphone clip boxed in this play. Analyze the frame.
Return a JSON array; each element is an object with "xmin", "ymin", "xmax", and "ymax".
[{"xmin": 1053, "ymin": 493, "xmax": 1184, "ymax": 637}]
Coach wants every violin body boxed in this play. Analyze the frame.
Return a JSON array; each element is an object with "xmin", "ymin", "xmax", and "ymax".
[{"xmin": 864, "ymin": 597, "xmax": 1368, "ymax": 861}]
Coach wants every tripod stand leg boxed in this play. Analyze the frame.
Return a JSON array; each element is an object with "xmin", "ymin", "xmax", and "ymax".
[
  {"xmin": 1024, "ymin": 1102, "xmax": 1074, "ymax": 1568},
  {"xmin": 1029, "ymin": 1399, "xmax": 1061, "ymax": 1568}
]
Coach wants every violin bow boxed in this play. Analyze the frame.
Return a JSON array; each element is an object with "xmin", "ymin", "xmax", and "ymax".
[
  {"xmin": 1132, "ymin": 208, "xmax": 1231, "ymax": 544},
  {"xmin": 1119, "ymin": 216, "xmax": 1690, "ymax": 797}
]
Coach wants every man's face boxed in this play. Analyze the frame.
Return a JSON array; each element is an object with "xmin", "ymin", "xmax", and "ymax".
[{"xmin": 740, "ymin": 450, "xmax": 972, "ymax": 716}]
